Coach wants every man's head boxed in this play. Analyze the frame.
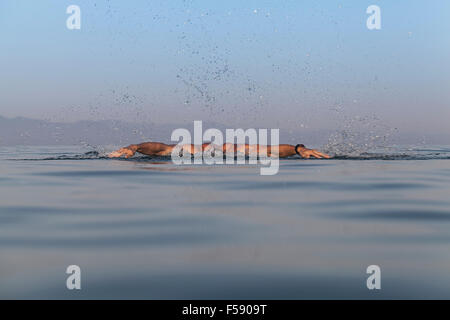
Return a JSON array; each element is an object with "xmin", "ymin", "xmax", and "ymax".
[{"xmin": 295, "ymin": 144, "xmax": 305, "ymax": 156}]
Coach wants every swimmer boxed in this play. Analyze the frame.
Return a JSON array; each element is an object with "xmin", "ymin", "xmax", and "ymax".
[{"xmin": 108, "ymin": 142, "xmax": 330, "ymax": 159}]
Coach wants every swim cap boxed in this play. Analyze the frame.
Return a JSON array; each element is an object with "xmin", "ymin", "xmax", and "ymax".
[{"xmin": 295, "ymin": 144, "xmax": 305, "ymax": 156}]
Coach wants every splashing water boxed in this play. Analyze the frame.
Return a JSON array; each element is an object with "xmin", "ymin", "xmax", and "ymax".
[{"xmin": 323, "ymin": 114, "xmax": 399, "ymax": 157}]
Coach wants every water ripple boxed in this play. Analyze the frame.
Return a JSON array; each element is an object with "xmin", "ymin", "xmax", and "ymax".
[
  {"xmin": 224, "ymin": 181, "xmax": 430, "ymax": 191},
  {"xmin": 329, "ymin": 209, "xmax": 450, "ymax": 221}
]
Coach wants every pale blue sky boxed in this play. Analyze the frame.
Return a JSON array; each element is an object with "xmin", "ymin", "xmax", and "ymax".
[{"xmin": 0, "ymin": 0, "xmax": 449, "ymax": 136}]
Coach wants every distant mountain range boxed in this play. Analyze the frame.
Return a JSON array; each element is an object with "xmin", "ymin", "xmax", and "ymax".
[
  {"xmin": 0, "ymin": 115, "xmax": 448, "ymax": 147},
  {"xmin": 0, "ymin": 115, "xmax": 332, "ymax": 147}
]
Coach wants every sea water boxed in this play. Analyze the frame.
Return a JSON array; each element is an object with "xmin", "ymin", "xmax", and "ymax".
[{"xmin": 0, "ymin": 145, "xmax": 450, "ymax": 299}]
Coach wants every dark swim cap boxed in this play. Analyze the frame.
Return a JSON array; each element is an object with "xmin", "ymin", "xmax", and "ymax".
[{"xmin": 295, "ymin": 144, "xmax": 305, "ymax": 156}]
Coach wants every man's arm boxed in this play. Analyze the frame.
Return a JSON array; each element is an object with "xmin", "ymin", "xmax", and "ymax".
[
  {"xmin": 108, "ymin": 142, "xmax": 212, "ymax": 158},
  {"xmin": 108, "ymin": 142, "xmax": 174, "ymax": 158},
  {"xmin": 272, "ymin": 144, "xmax": 330, "ymax": 158},
  {"xmin": 108, "ymin": 144, "xmax": 139, "ymax": 158},
  {"xmin": 220, "ymin": 143, "xmax": 330, "ymax": 159}
]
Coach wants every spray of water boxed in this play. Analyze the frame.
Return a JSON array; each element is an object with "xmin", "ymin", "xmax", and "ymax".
[{"xmin": 323, "ymin": 113, "xmax": 398, "ymax": 157}]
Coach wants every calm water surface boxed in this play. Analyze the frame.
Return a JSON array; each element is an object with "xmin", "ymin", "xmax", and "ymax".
[{"xmin": 1, "ymin": 146, "xmax": 450, "ymax": 299}]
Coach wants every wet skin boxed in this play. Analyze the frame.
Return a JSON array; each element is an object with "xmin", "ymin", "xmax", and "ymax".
[{"xmin": 108, "ymin": 142, "xmax": 330, "ymax": 159}]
